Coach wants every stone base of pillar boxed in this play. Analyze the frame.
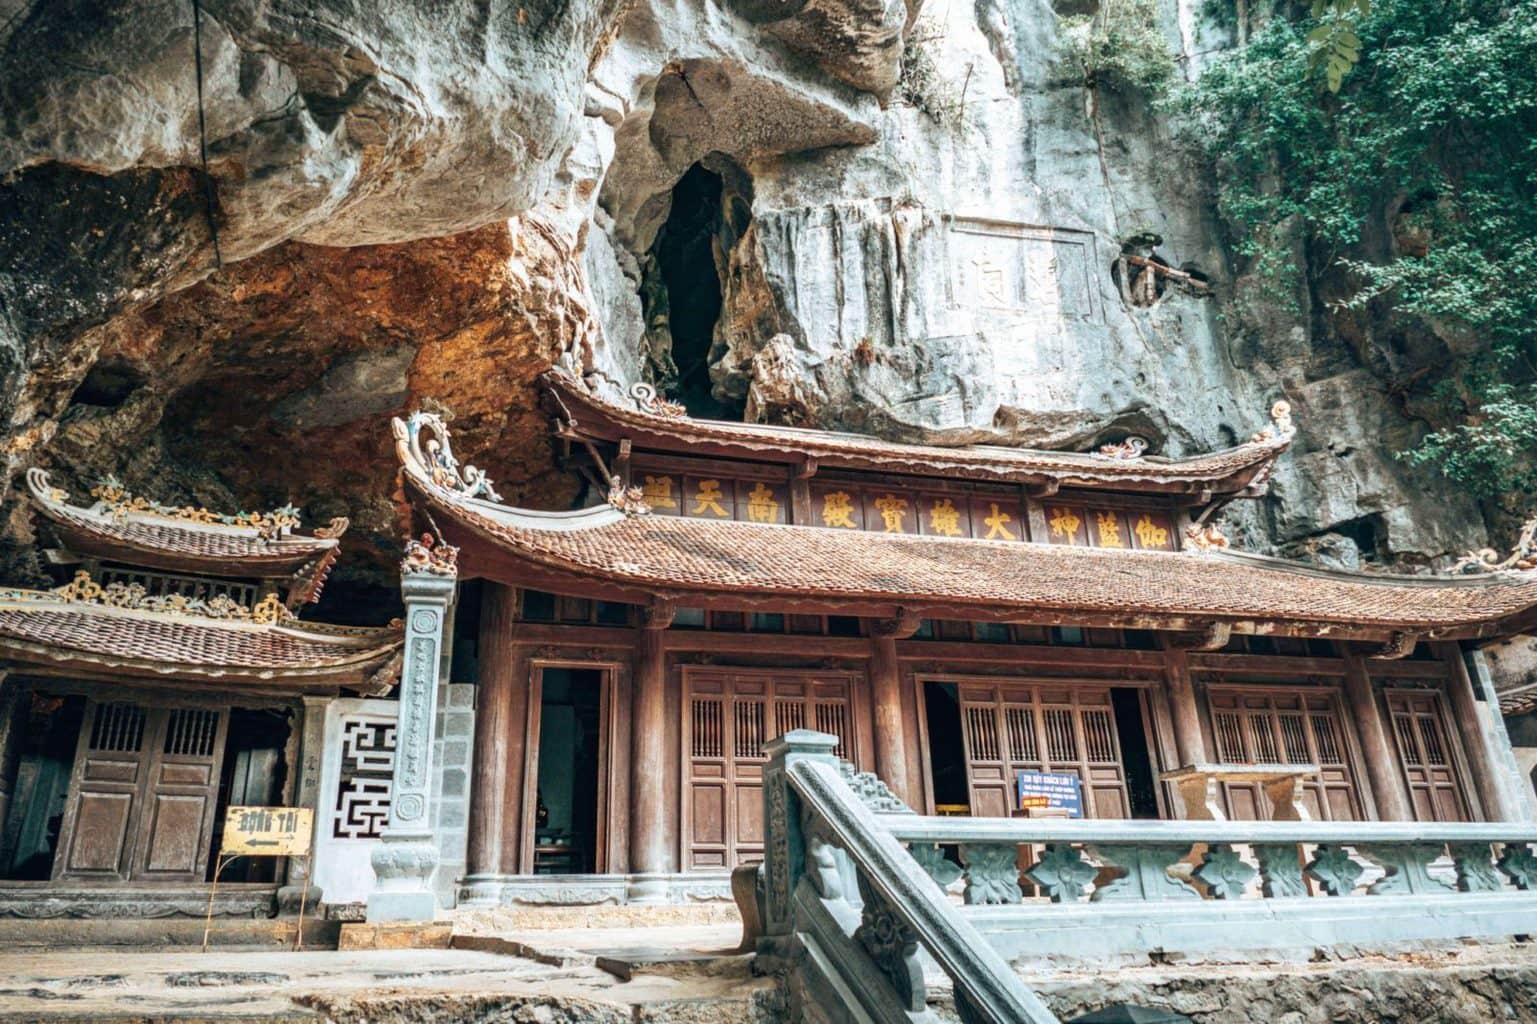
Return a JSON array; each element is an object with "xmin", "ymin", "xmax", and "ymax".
[
  {"xmin": 275, "ymin": 883, "xmax": 325, "ymax": 917},
  {"xmin": 458, "ymin": 873, "xmax": 507, "ymax": 908},
  {"xmin": 367, "ymin": 835, "xmax": 440, "ymax": 922},
  {"xmin": 625, "ymin": 872, "xmax": 671, "ymax": 905}
]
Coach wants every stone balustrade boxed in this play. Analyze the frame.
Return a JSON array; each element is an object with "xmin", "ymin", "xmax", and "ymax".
[{"xmin": 753, "ymin": 728, "xmax": 1537, "ymax": 1023}]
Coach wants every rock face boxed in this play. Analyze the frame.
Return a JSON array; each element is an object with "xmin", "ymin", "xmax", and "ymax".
[{"xmin": 0, "ymin": 0, "xmax": 1511, "ymax": 613}]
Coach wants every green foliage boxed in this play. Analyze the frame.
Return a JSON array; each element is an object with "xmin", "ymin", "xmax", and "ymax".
[
  {"xmin": 1308, "ymin": 0, "xmax": 1369, "ymax": 92},
  {"xmin": 1174, "ymin": 0, "xmax": 1537, "ymax": 502},
  {"xmin": 1061, "ymin": 0, "xmax": 1176, "ymax": 93}
]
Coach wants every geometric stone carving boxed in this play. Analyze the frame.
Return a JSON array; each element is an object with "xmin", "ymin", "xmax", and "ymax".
[
  {"xmin": 1088, "ymin": 844, "xmax": 1200, "ymax": 902},
  {"xmin": 1193, "ymin": 843, "xmax": 1257, "ymax": 900},
  {"xmin": 1024, "ymin": 843, "xmax": 1098, "ymax": 903},
  {"xmin": 1497, "ymin": 842, "xmax": 1537, "ymax": 891},
  {"xmin": 1254, "ymin": 844, "xmax": 1307, "ymax": 898},
  {"xmin": 909, "ymin": 843, "xmax": 964, "ymax": 889},
  {"xmin": 1451, "ymin": 842, "xmax": 1505, "ymax": 893},
  {"xmin": 1304, "ymin": 844, "xmax": 1365, "ymax": 897},
  {"xmin": 332, "ymin": 715, "xmax": 396, "ymax": 840},
  {"xmin": 960, "ymin": 843, "xmax": 1023, "ymax": 905},
  {"xmin": 854, "ymin": 872, "xmax": 926, "ymax": 1013},
  {"xmin": 1359, "ymin": 843, "xmax": 1451, "ymax": 896}
]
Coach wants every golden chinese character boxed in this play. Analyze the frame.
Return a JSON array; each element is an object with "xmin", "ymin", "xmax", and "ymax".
[
  {"xmin": 821, "ymin": 491, "xmax": 858, "ymax": 529},
  {"xmin": 642, "ymin": 474, "xmax": 678, "ymax": 511},
  {"xmin": 1095, "ymin": 510, "xmax": 1124, "ymax": 548},
  {"xmin": 983, "ymin": 502, "xmax": 1017, "ymax": 541},
  {"xmin": 927, "ymin": 498, "xmax": 962, "ymax": 537},
  {"xmin": 1135, "ymin": 514, "xmax": 1170, "ymax": 549},
  {"xmin": 1048, "ymin": 506, "xmax": 1082, "ymax": 542},
  {"xmin": 691, "ymin": 479, "xmax": 729, "ymax": 518},
  {"xmin": 873, "ymin": 494, "xmax": 909, "ymax": 532},
  {"xmin": 746, "ymin": 482, "xmax": 780, "ymax": 523}
]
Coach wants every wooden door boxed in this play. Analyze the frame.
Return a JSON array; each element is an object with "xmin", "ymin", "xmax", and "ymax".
[
  {"xmin": 55, "ymin": 700, "xmax": 227, "ymax": 882},
  {"xmin": 54, "ymin": 701, "xmax": 150, "ymax": 880},
  {"xmin": 682, "ymin": 669, "xmax": 857, "ymax": 869},
  {"xmin": 1386, "ymin": 690, "xmax": 1469, "ymax": 822},
  {"xmin": 1207, "ymin": 688, "xmax": 1360, "ymax": 820},
  {"xmin": 957, "ymin": 682, "xmax": 1130, "ymax": 819},
  {"xmin": 135, "ymin": 707, "xmax": 227, "ymax": 880}
]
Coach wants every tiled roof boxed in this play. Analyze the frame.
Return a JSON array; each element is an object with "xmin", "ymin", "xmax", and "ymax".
[
  {"xmin": 541, "ymin": 370, "xmax": 1293, "ymax": 493},
  {"xmin": 0, "ymin": 592, "xmax": 401, "ymax": 686},
  {"xmin": 26, "ymin": 469, "xmax": 341, "ymax": 583},
  {"xmin": 408, "ymin": 467, "xmax": 1537, "ymax": 640},
  {"xmin": 1500, "ymin": 689, "xmax": 1537, "ymax": 717}
]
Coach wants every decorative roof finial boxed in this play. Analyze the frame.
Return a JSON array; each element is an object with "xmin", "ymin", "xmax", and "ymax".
[
  {"xmin": 629, "ymin": 381, "xmax": 689, "ymax": 419},
  {"xmin": 607, "ymin": 476, "xmax": 652, "ymax": 516},
  {"xmin": 401, "ymin": 533, "xmax": 459, "ymax": 576},
  {"xmin": 1251, "ymin": 399, "xmax": 1296, "ymax": 443},
  {"xmin": 392, "ymin": 409, "xmax": 501, "ymax": 502},
  {"xmin": 1454, "ymin": 516, "xmax": 1537, "ymax": 574},
  {"xmin": 1185, "ymin": 520, "xmax": 1231, "ymax": 552},
  {"xmin": 1095, "ymin": 435, "xmax": 1149, "ymax": 461}
]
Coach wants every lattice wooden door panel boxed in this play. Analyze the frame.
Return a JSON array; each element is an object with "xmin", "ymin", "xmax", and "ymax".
[
  {"xmin": 55, "ymin": 700, "xmax": 227, "ymax": 882},
  {"xmin": 1207, "ymin": 688, "xmax": 1360, "ymax": 821},
  {"xmin": 682, "ymin": 669, "xmax": 857, "ymax": 869},
  {"xmin": 957, "ymin": 683, "xmax": 1129, "ymax": 819},
  {"xmin": 1386, "ymin": 689, "xmax": 1470, "ymax": 822}
]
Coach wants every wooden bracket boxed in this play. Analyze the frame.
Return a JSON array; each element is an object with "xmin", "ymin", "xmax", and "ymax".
[
  {"xmin": 796, "ymin": 457, "xmax": 819, "ymax": 480},
  {"xmin": 641, "ymin": 598, "xmax": 676, "ymax": 631},
  {"xmin": 1371, "ymin": 631, "xmax": 1419, "ymax": 660},
  {"xmin": 870, "ymin": 607, "xmax": 921, "ymax": 640},
  {"xmin": 1171, "ymin": 621, "xmax": 1232, "ymax": 652},
  {"xmin": 1027, "ymin": 480, "xmax": 1060, "ymax": 498}
]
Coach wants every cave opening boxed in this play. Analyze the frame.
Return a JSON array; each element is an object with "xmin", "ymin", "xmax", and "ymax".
[
  {"xmin": 644, "ymin": 162, "xmax": 745, "ymax": 419},
  {"xmin": 70, "ymin": 357, "xmax": 145, "ymax": 409}
]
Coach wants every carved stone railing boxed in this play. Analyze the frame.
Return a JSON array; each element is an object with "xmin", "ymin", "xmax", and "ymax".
[
  {"xmin": 754, "ymin": 730, "xmax": 1537, "ymax": 1020},
  {"xmin": 883, "ymin": 803, "xmax": 1537, "ymax": 963},
  {"xmin": 757, "ymin": 730, "xmax": 1059, "ymax": 1024}
]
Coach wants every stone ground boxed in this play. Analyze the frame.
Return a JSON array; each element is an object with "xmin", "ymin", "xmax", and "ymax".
[{"xmin": 0, "ymin": 924, "xmax": 780, "ymax": 1024}]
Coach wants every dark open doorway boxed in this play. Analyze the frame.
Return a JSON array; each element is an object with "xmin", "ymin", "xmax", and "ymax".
[
  {"xmin": 209, "ymin": 707, "xmax": 292, "ymax": 882},
  {"xmin": 923, "ymin": 682, "xmax": 970, "ymax": 813},
  {"xmin": 533, "ymin": 668, "xmax": 605, "ymax": 874},
  {"xmin": 1111, "ymin": 688, "xmax": 1160, "ymax": 819},
  {"xmin": 0, "ymin": 693, "xmax": 85, "ymax": 880}
]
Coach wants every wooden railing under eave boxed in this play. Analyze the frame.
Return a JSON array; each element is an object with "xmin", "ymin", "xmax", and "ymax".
[{"xmin": 747, "ymin": 730, "xmax": 1537, "ymax": 1024}]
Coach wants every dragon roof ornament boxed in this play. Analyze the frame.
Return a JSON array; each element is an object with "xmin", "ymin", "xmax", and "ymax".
[
  {"xmin": 1456, "ymin": 516, "xmax": 1537, "ymax": 575},
  {"xmin": 628, "ymin": 381, "xmax": 689, "ymax": 419},
  {"xmin": 392, "ymin": 410, "xmax": 502, "ymax": 502}
]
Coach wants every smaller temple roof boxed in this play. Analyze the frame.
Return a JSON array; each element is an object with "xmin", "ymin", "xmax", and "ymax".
[
  {"xmin": 0, "ymin": 581, "xmax": 401, "ymax": 690},
  {"xmin": 541, "ymin": 369, "xmax": 1295, "ymax": 496},
  {"xmin": 27, "ymin": 469, "xmax": 345, "ymax": 604},
  {"xmin": 396, "ymin": 409, "xmax": 1537, "ymax": 643}
]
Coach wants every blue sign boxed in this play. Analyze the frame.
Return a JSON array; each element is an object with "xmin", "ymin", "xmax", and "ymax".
[{"xmin": 1016, "ymin": 771, "xmax": 1083, "ymax": 818}]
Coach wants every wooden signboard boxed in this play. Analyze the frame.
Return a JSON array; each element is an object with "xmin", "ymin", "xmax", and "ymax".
[{"xmin": 219, "ymin": 806, "xmax": 313, "ymax": 856}]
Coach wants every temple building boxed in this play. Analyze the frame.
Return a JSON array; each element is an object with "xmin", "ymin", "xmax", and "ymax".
[
  {"xmin": 390, "ymin": 369, "xmax": 1537, "ymax": 910},
  {"xmin": 0, "ymin": 469, "xmax": 402, "ymax": 918}
]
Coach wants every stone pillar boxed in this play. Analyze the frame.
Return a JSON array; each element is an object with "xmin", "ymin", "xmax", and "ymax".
[
  {"xmin": 868, "ymin": 635, "xmax": 912, "ymax": 804},
  {"xmin": 368, "ymin": 545, "xmax": 457, "ymax": 922},
  {"xmin": 464, "ymin": 583, "xmax": 517, "ymax": 898},
  {"xmin": 1443, "ymin": 644, "xmax": 1527, "ymax": 822},
  {"xmin": 1463, "ymin": 648, "xmax": 1537, "ymax": 821},
  {"xmin": 277, "ymin": 694, "xmax": 330, "ymax": 913},
  {"xmin": 629, "ymin": 606, "xmax": 672, "ymax": 903},
  {"xmin": 1160, "ymin": 648, "xmax": 1207, "ymax": 768},
  {"xmin": 1342, "ymin": 654, "xmax": 1414, "ymax": 821}
]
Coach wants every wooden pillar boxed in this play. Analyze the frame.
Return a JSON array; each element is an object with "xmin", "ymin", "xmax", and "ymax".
[
  {"xmin": 629, "ymin": 603, "xmax": 673, "ymax": 902},
  {"xmin": 466, "ymin": 583, "xmax": 519, "ymax": 885},
  {"xmin": 869, "ymin": 636, "xmax": 912, "ymax": 803},
  {"xmin": 1441, "ymin": 643, "xmax": 1521, "ymax": 822},
  {"xmin": 1342, "ymin": 653, "xmax": 1414, "ymax": 821},
  {"xmin": 868, "ymin": 611, "xmax": 920, "ymax": 806},
  {"xmin": 1160, "ymin": 647, "xmax": 1207, "ymax": 768}
]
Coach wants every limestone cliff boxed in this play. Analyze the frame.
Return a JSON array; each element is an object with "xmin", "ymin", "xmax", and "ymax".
[{"xmin": 0, "ymin": 0, "xmax": 1501, "ymax": 618}]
